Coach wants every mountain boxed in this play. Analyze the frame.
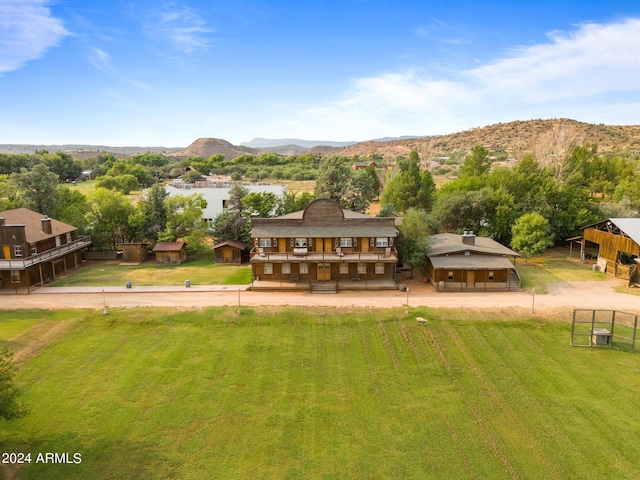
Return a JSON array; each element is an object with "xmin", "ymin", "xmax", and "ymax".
[
  {"xmin": 341, "ymin": 119, "xmax": 640, "ymax": 160},
  {"xmin": 169, "ymin": 138, "xmax": 259, "ymax": 160},
  {"xmin": 0, "ymin": 144, "xmax": 182, "ymax": 159},
  {"xmin": 241, "ymin": 137, "xmax": 357, "ymax": 149}
]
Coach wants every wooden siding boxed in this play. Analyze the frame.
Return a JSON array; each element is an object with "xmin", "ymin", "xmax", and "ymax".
[{"xmin": 583, "ymin": 227, "xmax": 640, "ymax": 262}]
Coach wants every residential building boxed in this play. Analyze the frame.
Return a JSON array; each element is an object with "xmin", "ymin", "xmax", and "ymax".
[
  {"xmin": 250, "ymin": 198, "xmax": 398, "ymax": 292},
  {"xmin": 0, "ymin": 208, "xmax": 91, "ymax": 293},
  {"xmin": 164, "ymin": 181, "xmax": 287, "ymax": 224},
  {"xmin": 425, "ymin": 232, "xmax": 521, "ymax": 291}
]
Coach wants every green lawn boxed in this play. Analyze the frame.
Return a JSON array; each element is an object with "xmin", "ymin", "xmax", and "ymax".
[
  {"xmin": 51, "ymin": 249, "xmax": 252, "ymax": 286},
  {"xmin": 2, "ymin": 308, "xmax": 639, "ymax": 479},
  {"xmin": 517, "ymin": 247, "xmax": 608, "ymax": 293}
]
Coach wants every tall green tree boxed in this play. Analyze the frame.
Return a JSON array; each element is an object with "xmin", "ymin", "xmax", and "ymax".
[
  {"xmin": 54, "ymin": 187, "xmax": 90, "ymax": 234},
  {"xmin": 242, "ymin": 192, "xmax": 280, "ymax": 218},
  {"xmin": 314, "ymin": 156, "xmax": 351, "ymax": 204},
  {"xmin": 159, "ymin": 194, "xmax": 208, "ymax": 247},
  {"xmin": 397, "ymin": 208, "xmax": 436, "ymax": 278},
  {"xmin": 212, "ymin": 185, "xmax": 251, "ymax": 245},
  {"xmin": 10, "ymin": 164, "xmax": 60, "ymax": 216},
  {"xmin": 459, "ymin": 145, "xmax": 492, "ymax": 178},
  {"xmin": 511, "ymin": 212, "xmax": 554, "ymax": 262},
  {"xmin": 86, "ymin": 188, "xmax": 134, "ymax": 251},
  {"xmin": 381, "ymin": 150, "xmax": 435, "ymax": 212}
]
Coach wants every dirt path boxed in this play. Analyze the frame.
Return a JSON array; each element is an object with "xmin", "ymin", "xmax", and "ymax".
[{"xmin": 1, "ymin": 279, "xmax": 638, "ymax": 316}]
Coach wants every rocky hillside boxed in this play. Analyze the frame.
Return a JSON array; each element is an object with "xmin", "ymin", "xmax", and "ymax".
[
  {"xmin": 169, "ymin": 138, "xmax": 259, "ymax": 160},
  {"xmin": 341, "ymin": 119, "xmax": 640, "ymax": 160}
]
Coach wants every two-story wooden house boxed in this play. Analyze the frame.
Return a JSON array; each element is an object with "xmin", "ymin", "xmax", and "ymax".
[
  {"xmin": 0, "ymin": 208, "xmax": 92, "ymax": 293},
  {"xmin": 250, "ymin": 198, "xmax": 398, "ymax": 292}
]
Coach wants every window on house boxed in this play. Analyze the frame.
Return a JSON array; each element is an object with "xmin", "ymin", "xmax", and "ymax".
[
  {"xmin": 264, "ymin": 263, "xmax": 273, "ymax": 274},
  {"xmin": 11, "ymin": 270, "xmax": 20, "ymax": 283},
  {"xmin": 376, "ymin": 238, "xmax": 389, "ymax": 247},
  {"xmin": 30, "ymin": 245, "xmax": 37, "ymax": 255},
  {"xmin": 488, "ymin": 271, "xmax": 494, "ymax": 281},
  {"xmin": 282, "ymin": 263, "xmax": 291, "ymax": 274},
  {"xmin": 370, "ymin": 238, "xmax": 375, "ymax": 247},
  {"xmin": 295, "ymin": 238, "xmax": 307, "ymax": 247},
  {"xmin": 357, "ymin": 263, "xmax": 367, "ymax": 274},
  {"xmin": 299, "ymin": 263, "xmax": 309, "ymax": 274},
  {"xmin": 448, "ymin": 271, "xmax": 454, "ymax": 280},
  {"xmin": 66, "ymin": 232, "xmax": 72, "ymax": 243},
  {"xmin": 339, "ymin": 262, "xmax": 348, "ymax": 274},
  {"xmin": 340, "ymin": 238, "xmax": 352, "ymax": 247},
  {"xmin": 375, "ymin": 263, "xmax": 385, "ymax": 274},
  {"xmin": 14, "ymin": 246, "xmax": 23, "ymax": 257},
  {"xmin": 259, "ymin": 238, "xmax": 272, "ymax": 248},
  {"xmin": 55, "ymin": 236, "xmax": 61, "ymax": 247},
  {"xmin": 273, "ymin": 239, "xmax": 278, "ymax": 247}
]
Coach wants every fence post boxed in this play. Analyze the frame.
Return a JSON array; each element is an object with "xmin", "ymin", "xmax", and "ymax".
[
  {"xmin": 610, "ymin": 310, "xmax": 616, "ymax": 342},
  {"xmin": 571, "ymin": 310, "xmax": 576, "ymax": 346},
  {"xmin": 590, "ymin": 310, "xmax": 595, "ymax": 347},
  {"xmin": 632, "ymin": 315, "xmax": 638, "ymax": 353}
]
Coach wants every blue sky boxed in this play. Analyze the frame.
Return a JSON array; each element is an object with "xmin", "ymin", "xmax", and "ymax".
[{"xmin": 2, "ymin": 0, "xmax": 640, "ymax": 147}]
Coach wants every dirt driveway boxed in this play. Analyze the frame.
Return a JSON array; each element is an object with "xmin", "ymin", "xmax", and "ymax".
[{"xmin": 2, "ymin": 278, "xmax": 638, "ymax": 317}]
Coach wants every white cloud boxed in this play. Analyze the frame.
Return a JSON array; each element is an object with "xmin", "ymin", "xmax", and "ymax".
[
  {"xmin": 89, "ymin": 47, "xmax": 111, "ymax": 72},
  {"xmin": 147, "ymin": 3, "xmax": 214, "ymax": 55},
  {"xmin": 297, "ymin": 17, "xmax": 640, "ymax": 139},
  {"xmin": 0, "ymin": 0, "xmax": 69, "ymax": 73}
]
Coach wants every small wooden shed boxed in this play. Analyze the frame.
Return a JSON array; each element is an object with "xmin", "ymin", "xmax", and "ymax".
[
  {"xmin": 121, "ymin": 243, "xmax": 149, "ymax": 264},
  {"xmin": 212, "ymin": 240, "xmax": 247, "ymax": 264},
  {"xmin": 153, "ymin": 241, "xmax": 187, "ymax": 265}
]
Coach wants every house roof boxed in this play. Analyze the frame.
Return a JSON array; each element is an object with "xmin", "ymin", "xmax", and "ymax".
[
  {"xmin": 0, "ymin": 207, "xmax": 76, "ymax": 243},
  {"xmin": 152, "ymin": 241, "xmax": 185, "ymax": 252},
  {"xmin": 212, "ymin": 240, "xmax": 247, "ymax": 250},
  {"xmin": 430, "ymin": 255, "xmax": 516, "ymax": 270},
  {"xmin": 583, "ymin": 218, "xmax": 640, "ymax": 246},
  {"xmin": 251, "ymin": 198, "xmax": 397, "ymax": 239},
  {"xmin": 427, "ymin": 233, "xmax": 519, "ymax": 257}
]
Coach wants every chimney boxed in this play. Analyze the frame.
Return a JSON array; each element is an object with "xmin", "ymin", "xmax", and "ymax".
[
  {"xmin": 462, "ymin": 230, "xmax": 476, "ymax": 245},
  {"xmin": 41, "ymin": 216, "xmax": 52, "ymax": 235}
]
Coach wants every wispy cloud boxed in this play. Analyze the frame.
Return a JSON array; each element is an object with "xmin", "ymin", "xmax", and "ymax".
[
  {"xmin": 0, "ymin": 0, "xmax": 69, "ymax": 73},
  {"xmin": 298, "ymin": 17, "xmax": 640, "ymax": 139},
  {"xmin": 89, "ymin": 47, "xmax": 111, "ymax": 72},
  {"xmin": 146, "ymin": 3, "xmax": 214, "ymax": 55}
]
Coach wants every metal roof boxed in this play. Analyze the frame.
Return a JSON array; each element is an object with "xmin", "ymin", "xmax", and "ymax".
[{"xmin": 610, "ymin": 218, "xmax": 640, "ymax": 246}]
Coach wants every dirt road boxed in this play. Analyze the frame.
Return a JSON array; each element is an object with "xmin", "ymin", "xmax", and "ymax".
[{"xmin": 2, "ymin": 279, "xmax": 638, "ymax": 316}]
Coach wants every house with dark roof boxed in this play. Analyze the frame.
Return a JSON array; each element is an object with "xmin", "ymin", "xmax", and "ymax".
[
  {"xmin": 0, "ymin": 208, "xmax": 92, "ymax": 293},
  {"xmin": 250, "ymin": 198, "xmax": 398, "ymax": 292},
  {"xmin": 580, "ymin": 218, "xmax": 640, "ymax": 285},
  {"xmin": 425, "ymin": 232, "xmax": 521, "ymax": 291}
]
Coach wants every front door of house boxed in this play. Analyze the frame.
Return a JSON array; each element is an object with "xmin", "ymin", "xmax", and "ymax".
[
  {"xmin": 2, "ymin": 245, "xmax": 10, "ymax": 259},
  {"xmin": 317, "ymin": 263, "xmax": 331, "ymax": 281},
  {"xmin": 324, "ymin": 238, "xmax": 332, "ymax": 253},
  {"xmin": 466, "ymin": 270, "xmax": 475, "ymax": 287}
]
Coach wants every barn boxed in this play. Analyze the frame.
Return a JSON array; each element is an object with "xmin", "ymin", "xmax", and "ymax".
[
  {"xmin": 580, "ymin": 218, "xmax": 640, "ymax": 285},
  {"xmin": 153, "ymin": 242, "xmax": 187, "ymax": 265},
  {"xmin": 212, "ymin": 240, "xmax": 247, "ymax": 264}
]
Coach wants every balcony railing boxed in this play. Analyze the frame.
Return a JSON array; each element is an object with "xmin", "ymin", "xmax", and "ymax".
[
  {"xmin": 0, "ymin": 236, "xmax": 92, "ymax": 270},
  {"xmin": 250, "ymin": 247, "xmax": 398, "ymax": 262}
]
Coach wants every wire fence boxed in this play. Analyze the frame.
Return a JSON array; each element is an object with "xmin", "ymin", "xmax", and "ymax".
[{"xmin": 571, "ymin": 309, "xmax": 639, "ymax": 352}]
